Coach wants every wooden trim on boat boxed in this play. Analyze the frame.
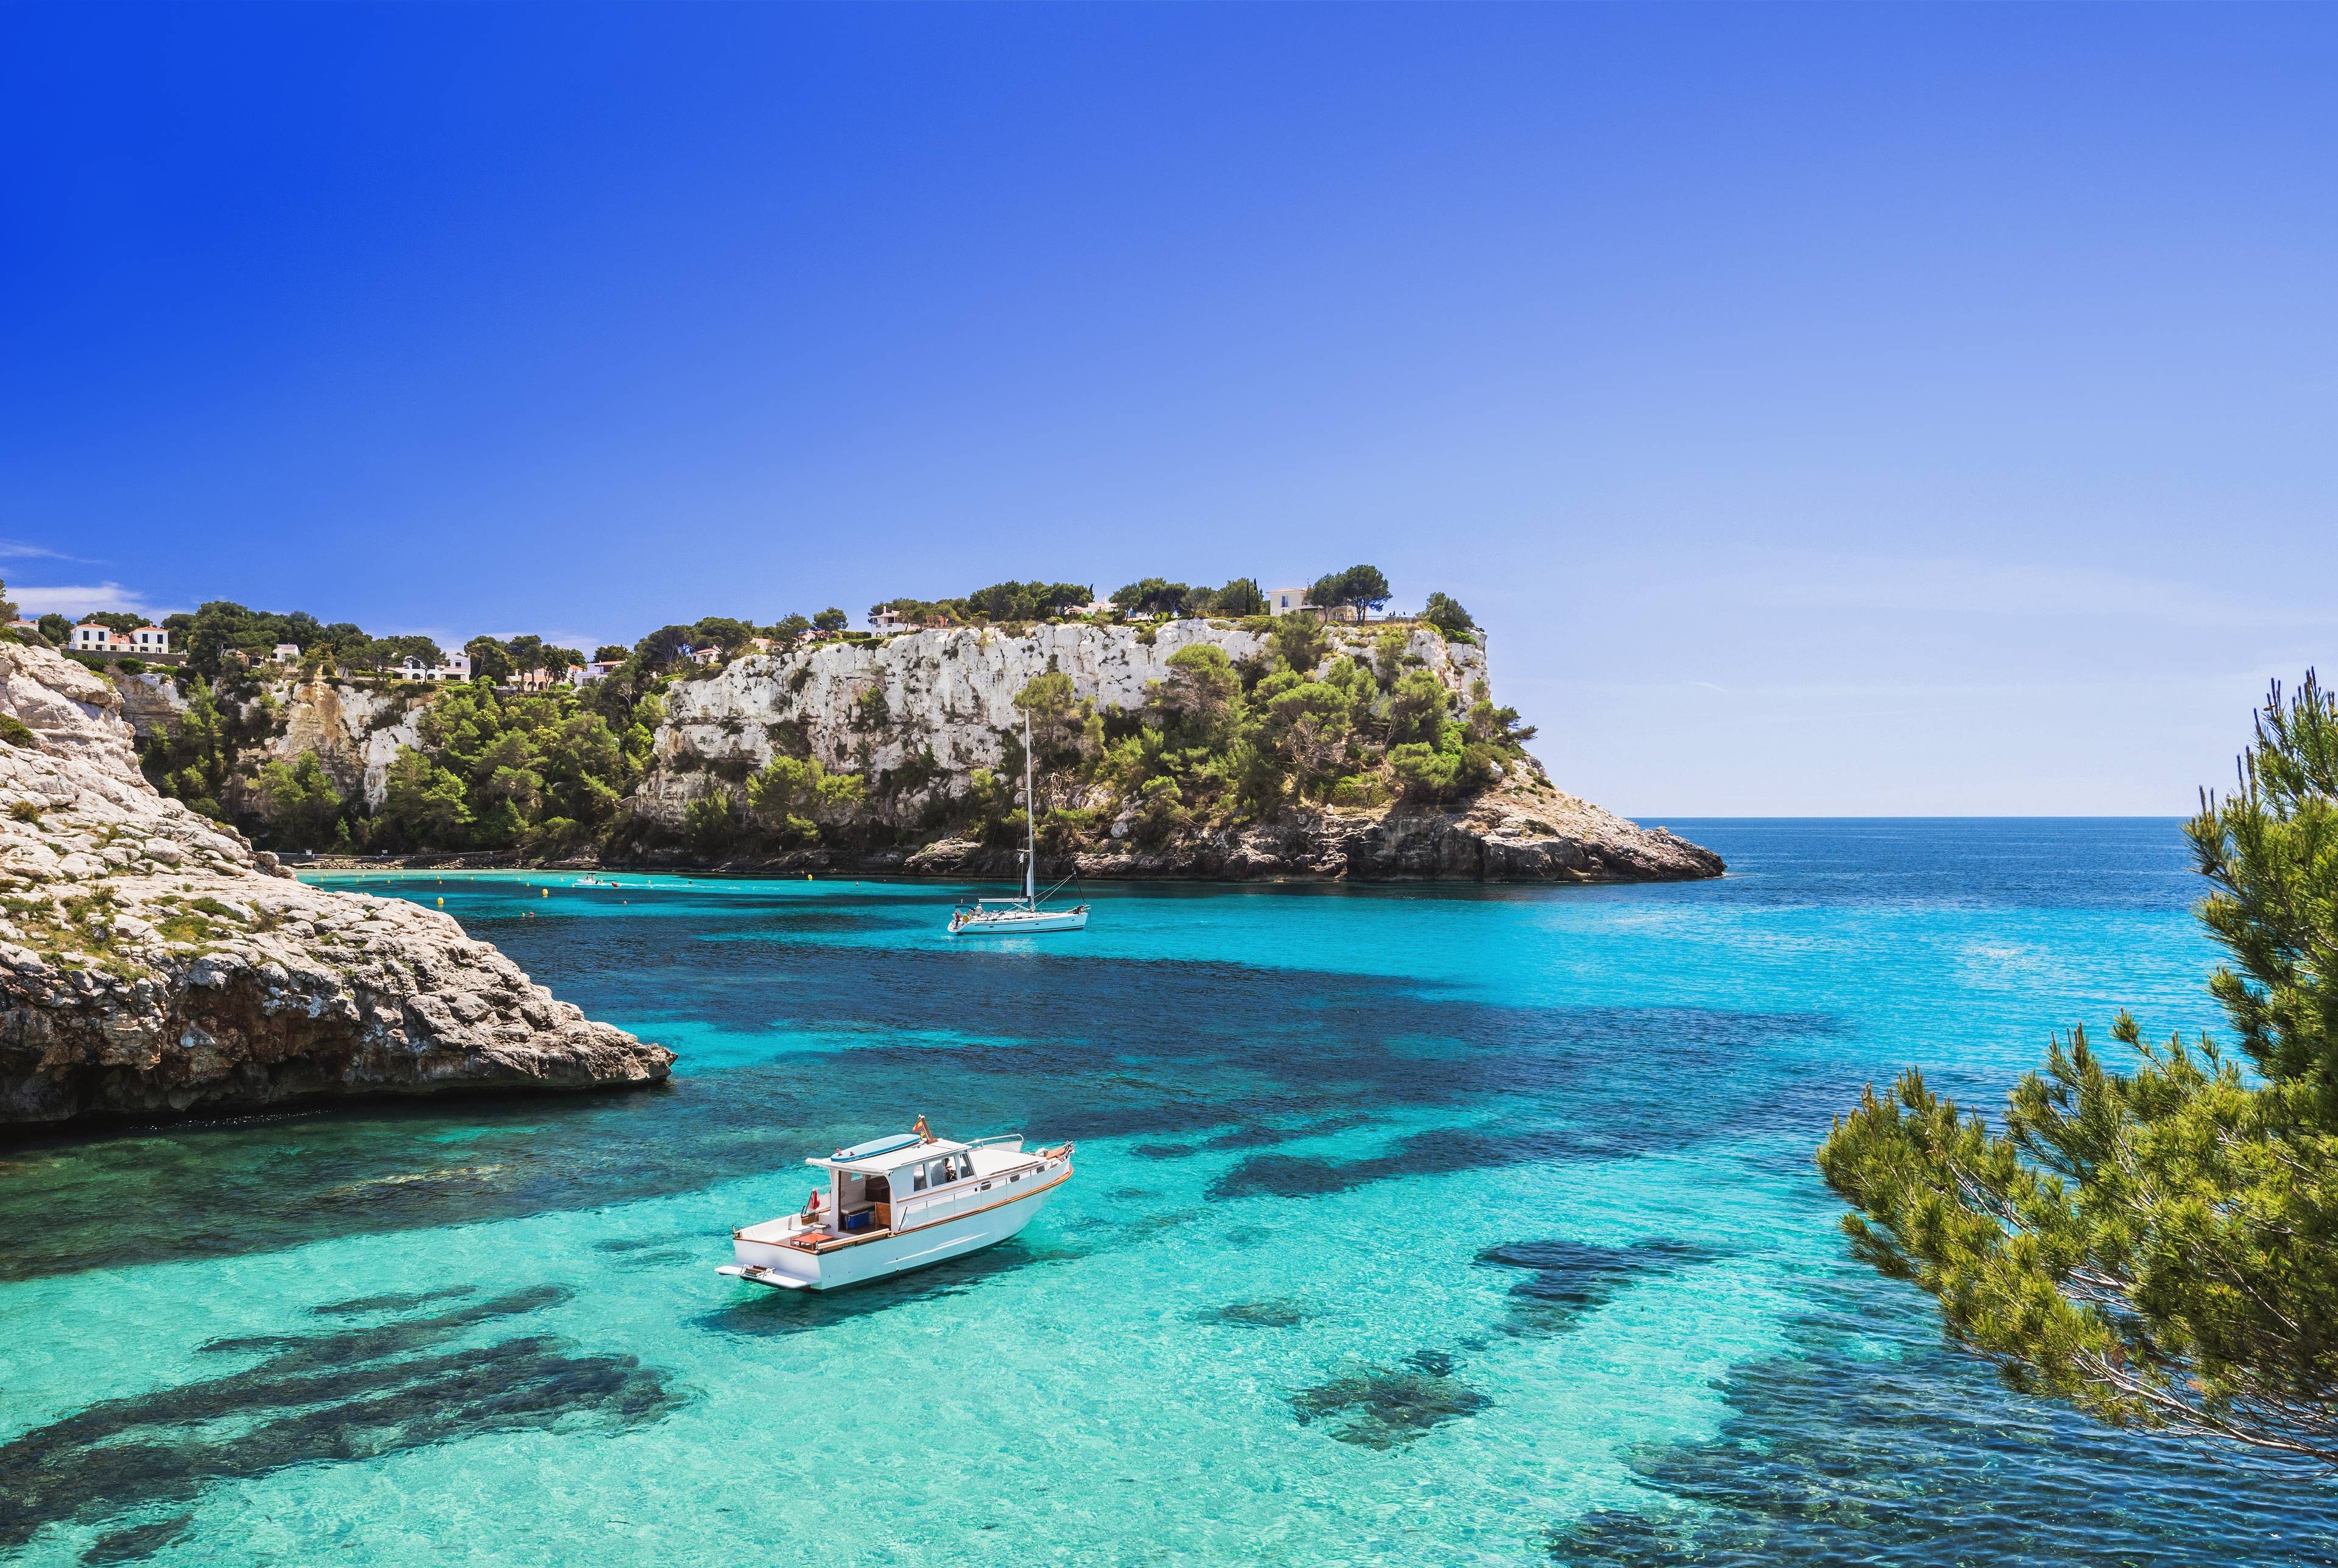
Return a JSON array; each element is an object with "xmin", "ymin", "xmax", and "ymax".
[{"xmin": 799, "ymin": 1164, "xmax": 1072, "ymax": 1253}]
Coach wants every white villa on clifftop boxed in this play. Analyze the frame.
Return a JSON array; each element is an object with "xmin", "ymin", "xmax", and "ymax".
[
  {"xmin": 565, "ymin": 660, "xmax": 621, "ymax": 688},
  {"xmin": 392, "ymin": 651, "xmax": 473, "ymax": 682},
  {"xmin": 72, "ymin": 623, "xmax": 171, "ymax": 655}
]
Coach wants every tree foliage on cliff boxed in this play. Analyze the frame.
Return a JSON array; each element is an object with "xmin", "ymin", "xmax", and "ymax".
[
  {"xmin": 139, "ymin": 675, "xmax": 271, "ymax": 822},
  {"xmin": 1307, "ymin": 564, "xmax": 1393, "ymax": 622},
  {"xmin": 962, "ymin": 621, "xmax": 1537, "ymax": 855},
  {"xmin": 744, "ymin": 754, "xmax": 868, "ymax": 847},
  {"xmin": 870, "ymin": 581, "xmax": 1095, "ymax": 628},
  {"xmin": 164, "ymin": 601, "xmax": 444, "ymax": 679},
  {"xmin": 376, "ymin": 685, "xmax": 652, "ymax": 853},
  {"xmin": 1818, "ymin": 673, "xmax": 2338, "ymax": 1463}
]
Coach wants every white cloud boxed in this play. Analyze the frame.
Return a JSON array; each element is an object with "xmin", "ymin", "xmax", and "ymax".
[
  {"xmin": 0, "ymin": 541, "xmax": 86, "ymax": 561},
  {"xmin": 8, "ymin": 582, "xmax": 177, "ymax": 619}
]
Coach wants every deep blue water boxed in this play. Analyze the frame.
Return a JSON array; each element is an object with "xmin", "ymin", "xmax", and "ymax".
[{"xmin": 2, "ymin": 819, "xmax": 2331, "ymax": 1566}]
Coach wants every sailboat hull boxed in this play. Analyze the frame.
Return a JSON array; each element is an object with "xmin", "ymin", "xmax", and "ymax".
[{"xmin": 948, "ymin": 908, "xmax": 1088, "ymax": 934}]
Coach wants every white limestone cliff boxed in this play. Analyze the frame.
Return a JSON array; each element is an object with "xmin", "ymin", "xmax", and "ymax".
[{"xmin": 0, "ymin": 641, "xmax": 671, "ymax": 1127}]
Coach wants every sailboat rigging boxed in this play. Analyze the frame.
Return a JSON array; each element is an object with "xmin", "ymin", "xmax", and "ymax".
[{"xmin": 946, "ymin": 709, "xmax": 1090, "ymax": 935}]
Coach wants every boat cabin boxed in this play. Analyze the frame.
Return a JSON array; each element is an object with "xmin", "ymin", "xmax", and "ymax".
[
  {"xmin": 816, "ymin": 1133, "xmax": 981, "ymax": 1233},
  {"xmin": 787, "ymin": 1131, "xmax": 1047, "ymax": 1244}
]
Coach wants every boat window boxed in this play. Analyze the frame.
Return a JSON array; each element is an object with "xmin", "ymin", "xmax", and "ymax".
[{"xmin": 911, "ymin": 1164, "xmax": 929, "ymax": 1192}]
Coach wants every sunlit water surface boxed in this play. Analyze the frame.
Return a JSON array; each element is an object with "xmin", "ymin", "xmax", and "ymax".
[{"xmin": 4, "ymin": 821, "xmax": 2333, "ymax": 1566}]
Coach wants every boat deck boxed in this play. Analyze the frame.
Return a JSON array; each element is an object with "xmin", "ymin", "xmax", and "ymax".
[{"xmin": 733, "ymin": 1146, "xmax": 1071, "ymax": 1255}]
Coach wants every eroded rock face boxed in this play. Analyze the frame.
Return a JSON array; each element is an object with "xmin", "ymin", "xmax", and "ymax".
[
  {"xmin": 641, "ymin": 621, "xmax": 1721, "ymax": 884},
  {"xmin": 640, "ymin": 620, "xmax": 1308, "ymax": 827},
  {"xmin": 0, "ymin": 642, "xmax": 671, "ymax": 1127},
  {"xmin": 265, "ymin": 675, "xmax": 426, "ymax": 809},
  {"xmin": 885, "ymin": 779, "xmax": 1724, "ymax": 884}
]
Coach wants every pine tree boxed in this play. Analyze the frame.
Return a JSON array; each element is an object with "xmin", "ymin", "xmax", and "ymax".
[{"xmin": 1819, "ymin": 673, "xmax": 2338, "ymax": 1462}]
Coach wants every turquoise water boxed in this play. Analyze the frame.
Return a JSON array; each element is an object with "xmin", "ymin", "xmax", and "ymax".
[{"xmin": 5, "ymin": 821, "xmax": 2334, "ymax": 1565}]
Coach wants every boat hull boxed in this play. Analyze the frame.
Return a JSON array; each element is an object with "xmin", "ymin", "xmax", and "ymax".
[
  {"xmin": 723, "ymin": 1162, "xmax": 1070, "ymax": 1291},
  {"xmin": 947, "ymin": 908, "xmax": 1088, "ymax": 935}
]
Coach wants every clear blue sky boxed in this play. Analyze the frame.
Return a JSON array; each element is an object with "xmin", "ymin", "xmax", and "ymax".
[{"xmin": 4, "ymin": 4, "xmax": 2332, "ymax": 814}]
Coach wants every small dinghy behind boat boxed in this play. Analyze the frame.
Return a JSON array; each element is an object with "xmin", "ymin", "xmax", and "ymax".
[{"xmin": 718, "ymin": 1119, "xmax": 1074, "ymax": 1292}]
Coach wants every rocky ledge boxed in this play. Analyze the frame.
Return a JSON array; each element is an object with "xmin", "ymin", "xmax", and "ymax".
[
  {"xmin": 597, "ymin": 771, "xmax": 1721, "ymax": 884},
  {"xmin": 0, "ymin": 642, "xmax": 672, "ymax": 1129},
  {"xmin": 907, "ymin": 775, "xmax": 1721, "ymax": 883}
]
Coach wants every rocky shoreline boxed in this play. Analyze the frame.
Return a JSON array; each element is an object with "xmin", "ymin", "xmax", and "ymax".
[
  {"xmin": 0, "ymin": 642, "xmax": 672, "ymax": 1130},
  {"xmin": 303, "ymin": 784, "xmax": 1722, "ymax": 884}
]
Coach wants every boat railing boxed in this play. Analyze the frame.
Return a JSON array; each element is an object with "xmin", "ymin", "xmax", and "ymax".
[{"xmin": 966, "ymin": 1133, "xmax": 1025, "ymax": 1149}]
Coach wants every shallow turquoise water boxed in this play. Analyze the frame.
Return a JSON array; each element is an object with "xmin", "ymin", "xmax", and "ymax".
[{"xmin": 5, "ymin": 821, "xmax": 2334, "ymax": 1565}]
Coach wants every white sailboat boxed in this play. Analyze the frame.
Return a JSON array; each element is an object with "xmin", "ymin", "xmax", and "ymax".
[{"xmin": 948, "ymin": 710, "xmax": 1089, "ymax": 935}]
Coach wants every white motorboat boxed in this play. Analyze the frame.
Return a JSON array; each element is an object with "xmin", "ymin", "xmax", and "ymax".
[
  {"xmin": 572, "ymin": 874, "xmax": 619, "ymax": 887},
  {"xmin": 948, "ymin": 710, "xmax": 1089, "ymax": 936},
  {"xmin": 718, "ymin": 1123, "xmax": 1074, "ymax": 1292}
]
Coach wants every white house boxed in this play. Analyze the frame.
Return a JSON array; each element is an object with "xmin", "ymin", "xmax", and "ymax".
[
  {"xmin": 564, "ymin": 660, "xmax": 620, "ymax": 688},
  {"xmin": 868, "ymin": 608, "xmax": 904, "ymax": 631},
  {"xmin": 273, "ymin": 643, "xmax": 301, "ymax": 665},
  {"xmin": 391, "ymin": 651, "xmax": 474, "ymax": 682},
  {"xmin": 687, "ymin": 645, "xmax": 724, "ymax": 667},
  {"xmin": 1263, "ymin": 587, "xmax": 1310, "ymax": 616},
  {"xmin": 72, "ymin": 623, "xmax": 172, "ymax": 655}
]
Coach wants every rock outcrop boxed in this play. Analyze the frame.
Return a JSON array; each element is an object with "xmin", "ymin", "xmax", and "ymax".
[
  {"xmin": 641, "ymin": 619, "xmax": 1299, "ymax": 825},
  {"xmin": 0, "ymin": 641, "xmax": 671, "ymax": 1128},
  {"xmin": 641, "ymin": 621, "xmax": 1722, "ymax": 884},
  {"xmin": 267, "ymin": 674, "xmax": 426, "ymax": 809},
  {"xmin": 894, "ymin": 785, "xmax": 1722, "ymax": 883}
]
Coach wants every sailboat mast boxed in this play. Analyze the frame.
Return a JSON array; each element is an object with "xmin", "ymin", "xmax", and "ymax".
[{"xmin": 1023, "ymin": 709, "xmax": 1036, "ymax": 906}]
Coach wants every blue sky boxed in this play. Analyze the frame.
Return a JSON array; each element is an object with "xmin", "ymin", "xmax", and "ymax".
[{"xmin": 4, "ymin": 4, "xmax": 2332, "ymax": 814}]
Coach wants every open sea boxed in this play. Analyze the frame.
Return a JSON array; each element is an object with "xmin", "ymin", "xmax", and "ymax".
[{"xmin": 4, "ymin": 819, "xmax": 2334, "ymax": 1566}]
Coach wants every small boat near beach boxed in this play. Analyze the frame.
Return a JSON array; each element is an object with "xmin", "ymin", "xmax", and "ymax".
[
  {"xmin": 719, "ymin": 1120, "xmax": 1073, "ymax": 1291},
  {"xmin": 948, "ymin": 710, "xmax": 1088, "ymax": 935},
  {"xmin": 572, "ymin": 874, "xmax": 619, "ymax": 888}
]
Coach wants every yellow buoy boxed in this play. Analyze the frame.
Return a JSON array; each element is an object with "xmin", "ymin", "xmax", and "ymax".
[
  {"xmin": 436, "ymin": 897, "xmax": 444, "ymax": 906},
  {"xmin": 541, "ymin": 888, "xmax": 549, "ymax": 898}
]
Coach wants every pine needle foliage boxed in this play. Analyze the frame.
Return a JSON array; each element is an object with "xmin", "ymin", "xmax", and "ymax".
[{"xmin": 1818, "ymin": 673, "xmax": 2338, "ymax": 1463}]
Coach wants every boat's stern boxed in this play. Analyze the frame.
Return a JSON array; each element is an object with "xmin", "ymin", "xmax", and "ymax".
[{"xmin": 723, "ymin": 1215, "xmax": 824, "ymax": 1289}]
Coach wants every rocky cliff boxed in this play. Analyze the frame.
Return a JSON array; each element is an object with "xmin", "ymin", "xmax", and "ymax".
[
  {"xmin": 0, "ymin": 641, "xmax": 671, "ymax": 1128},
  {"xmin": 267, "ymin": 675, "xmax": 426, "ymax": 810},
  {"xmin": 641, "ymin": 621, "xmax": 1723, "ymax": 883},
  {"xmin": 119, "ymin": 670, "xmax": 424, "ymax": 811}
]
